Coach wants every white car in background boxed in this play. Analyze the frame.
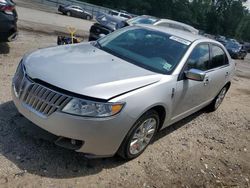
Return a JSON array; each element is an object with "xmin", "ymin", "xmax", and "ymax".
[
  {"xmin": 127, "ymin": 15, "xmax": 199, "ymax": 35},
  {"xmin": 108, "ymin": 10, "xmax": 132, "ymax": 20}
]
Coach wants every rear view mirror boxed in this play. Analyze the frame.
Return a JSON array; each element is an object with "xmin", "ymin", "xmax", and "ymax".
[{"xmin": 185, "ymin": 69, "xmax": 206, "ymax": 81}]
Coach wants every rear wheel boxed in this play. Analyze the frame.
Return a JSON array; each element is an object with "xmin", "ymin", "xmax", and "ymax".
[
  {"xmin": 207, "ymin": 86, "xmax": 228, "ymax": 112},
  {"xmin": 86, "ymin": 15, "xmax": 91, "ymax": 20},
  {"xmin": 118, "ymin": 110, "xmax": 159, "ymax": 160}
]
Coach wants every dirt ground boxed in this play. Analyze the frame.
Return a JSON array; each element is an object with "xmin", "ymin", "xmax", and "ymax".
[{"xmin": 0, "ymin": 30, "xmax": 249, "ymax": 188}]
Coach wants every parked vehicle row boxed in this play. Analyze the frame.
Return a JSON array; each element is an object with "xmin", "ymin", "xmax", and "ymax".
[
  {"xmin": 89, "ymin": 14, "xmax": 199, "ymax": 41},
  {"xmin": 225, "ymin": 42, "xmax": 247, "ymax": 60},
  {"xmin": 0, "ymin": 0, "xmax": 18, "ymax": 42},
  {"xmin": 58, "ymin": 4, "xmax": 93, "ymax": 20},
  {"xmin": 214, "ymin": 36, "xmax": 248, "ymax": 60},
  {"xmin": 12, "ymin": 25, "xmax": 235, "ymax": 159}
]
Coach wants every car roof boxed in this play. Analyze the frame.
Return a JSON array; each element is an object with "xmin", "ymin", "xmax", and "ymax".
[{"xmin": 138, "ymin": 24, "xmax": 208, "ymax": 42}]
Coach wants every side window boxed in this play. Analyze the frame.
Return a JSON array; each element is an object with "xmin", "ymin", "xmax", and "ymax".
[
  {"xmin": 72, "ymin": 6, "xmax": 79, "ymax": 10},
  {"xmin": 110, "ymin": 11, "xmax": 119, "ymax": 16},
  {"xmin": 186, "ymin": 44, "xmax": 210, "ymax": 71},
  {"xmin": 210, "ymin": 45, "xmax": 229, "ymax": 69}
]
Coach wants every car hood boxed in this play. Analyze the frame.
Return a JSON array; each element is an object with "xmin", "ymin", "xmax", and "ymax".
[{"xmin": 24, "ymin": 43, "xmax": 163, "ymax": 100}]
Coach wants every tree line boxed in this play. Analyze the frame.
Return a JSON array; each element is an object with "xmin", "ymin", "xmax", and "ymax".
[{"xmin": 84, "ymin": 0, "xmax": 250, "ymax": 42}]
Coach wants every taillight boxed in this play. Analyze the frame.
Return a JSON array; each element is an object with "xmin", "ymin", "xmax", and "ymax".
[{"xmin": 0, "ymin": 0, "xmax": 15, "ymax": 15}]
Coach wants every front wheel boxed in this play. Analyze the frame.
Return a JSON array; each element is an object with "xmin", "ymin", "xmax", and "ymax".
[
  {"xmin": 207, "ymin": 86, "xmax": 228, "ymax": 112},
  {"xmin": 66, "ymin": 11, "xmax": 71, "ymax": 16},
  {"xmin": 118, "ymin": 110, "xmax": 159, "ymax": 160}
]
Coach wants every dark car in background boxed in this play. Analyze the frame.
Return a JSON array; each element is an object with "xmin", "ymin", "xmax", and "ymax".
[
  {"xmin": 242, "ymin": 42, "xmax": 250, "ymax": 53},
  {"xmin": 58, "ymin": 5, "xmax": 92, "ymax": 20},
  {"xmin": 0, "ymin": 0, "xmax": 18, "ymax": 42},
  {"xmin": 215, "ymin": 35, "xmax": 227, "ymax": 45},
  {"xmin": 225, "ymin": 42, "xmax": 247, "ymax": 60},
  {"xmin": 89, "ymin": 13, "xmax": 128, "ymax": 41},
  {"xmin": 89, "ymin": 14, "xmax": 157, "ymax": 41}
]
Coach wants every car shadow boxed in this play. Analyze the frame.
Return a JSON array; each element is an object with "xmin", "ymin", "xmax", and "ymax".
[
  {"xmin": 0, "ymin": 101, "xmax": 126, "ymax": 178},
  {"xmin": 0, "ymin": 101, "xmax": 205, "ymax": 178},
  {"xmin": 0, "ymin": 43, "xmax": 10, "ymax": 54}
]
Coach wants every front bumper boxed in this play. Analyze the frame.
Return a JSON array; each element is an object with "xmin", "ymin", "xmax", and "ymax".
[{"xmin": 12, "ymin": 79, "xmax": 135, "ymax": 157}]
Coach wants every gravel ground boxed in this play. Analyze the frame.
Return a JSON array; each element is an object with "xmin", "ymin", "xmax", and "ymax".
[{"xmin": 0, "ymin": 30, "xmax": 249, "ymax": 188}]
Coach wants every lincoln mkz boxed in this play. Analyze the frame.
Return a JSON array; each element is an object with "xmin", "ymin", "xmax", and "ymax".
[{"xmin": 12, "ymin": 25, "xmax": 235, "ymax": 159}]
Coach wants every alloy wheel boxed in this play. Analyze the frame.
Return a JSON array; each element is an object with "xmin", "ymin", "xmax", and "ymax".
[
  {"xmin": 129, "ymin": 118, "xmax": 157, "ymax": 155},
  {"xmin": 215, "ymin": 87, "xmax": 227, "ymax": 109}
]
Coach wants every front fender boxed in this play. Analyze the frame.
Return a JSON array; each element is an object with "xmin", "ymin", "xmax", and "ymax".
[{"xmin": 109, "ymin": 76, "xmax": 177, "ymax": 129}]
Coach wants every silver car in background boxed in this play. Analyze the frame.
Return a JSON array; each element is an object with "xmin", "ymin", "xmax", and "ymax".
[
  {"xmin": 12, "ymin": 25, "xmax": 235, "ymax": 159},
  {"xmin": 127, "ymin": 16, "xmax": 199, "ymax": 34}
]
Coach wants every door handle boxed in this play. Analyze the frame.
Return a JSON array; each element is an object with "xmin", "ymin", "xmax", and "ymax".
[{"xmin": 204, "ymin": 77, "xmax": 209, "ymax": 86}]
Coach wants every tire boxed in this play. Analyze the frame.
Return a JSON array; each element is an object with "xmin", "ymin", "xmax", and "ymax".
[
  {"xmin": 66, "ymin": 11, "xmax": 71, "ymax": 16},
  {"xmin": 88, "ymin": 36, "xmax": 95, "ymax": 41},
  {"xmin": 207, "ymin": 86, "xmax": 228, "ymax": 112},
  {"xmin": 86, "ymin": 15, "xmax": 91, "ymax": 20},
  {"xmin": 118, "ymin": 110, "xmax": 159, "ymax": 160}
]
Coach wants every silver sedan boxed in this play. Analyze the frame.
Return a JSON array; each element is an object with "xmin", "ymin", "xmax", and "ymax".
[{"xmin": 12, "ymin": 25, "xmax": 235, "ymax": 159}]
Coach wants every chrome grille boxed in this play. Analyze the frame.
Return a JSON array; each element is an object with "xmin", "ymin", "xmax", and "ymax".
[
  {"xmin": 22, "ymin": 84, "xmax": 71, "ymax": 116},
  {"xmin": 13, "ymin": 63, "xmax": 72, "ymax": 117}
]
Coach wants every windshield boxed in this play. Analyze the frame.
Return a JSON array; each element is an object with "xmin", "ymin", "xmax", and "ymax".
[
  {"xmin": 98, "ymin": 27, "xmax": 190, "ymax": 74},
  {"xmin": 127, "ymin": 16, "xmax": 159, "ymax": 25}
]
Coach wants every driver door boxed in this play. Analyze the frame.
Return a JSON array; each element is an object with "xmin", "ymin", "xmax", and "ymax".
[{"xmin": 171, "ymin": 43, "xmax": 212, "ymax": 122}]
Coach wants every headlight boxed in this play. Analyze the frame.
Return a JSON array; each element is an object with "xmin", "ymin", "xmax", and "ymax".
[{"xmin": 62, "ymin": 98, "xmax": 125, "ymax": 117}]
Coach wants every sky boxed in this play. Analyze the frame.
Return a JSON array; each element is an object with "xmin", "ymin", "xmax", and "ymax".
[{"xmin": 243, "ymin": 0, "xmax": 250, "ymax": 10}]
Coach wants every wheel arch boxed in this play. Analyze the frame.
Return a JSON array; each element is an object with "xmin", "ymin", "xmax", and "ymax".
[
  {"xmin": 144, "ymin": 105, "xmax": 167, "ymax": 132},
  {"xmin": 225, "ymin": 82, "xmax": 231, "ymax": 91}
]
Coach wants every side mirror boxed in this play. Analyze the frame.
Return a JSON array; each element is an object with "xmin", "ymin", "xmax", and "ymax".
[{"xmin": 185, "ymin": 69, "xmax": 206, "ymax": 81}]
